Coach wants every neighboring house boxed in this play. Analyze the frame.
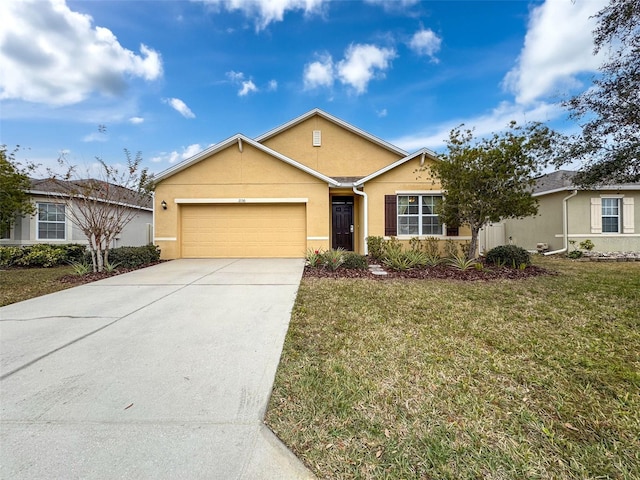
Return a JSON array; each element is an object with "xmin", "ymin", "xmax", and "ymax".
[
  {"xmin": 154, "ymin": 108, "xmax": 470, "ymax": 259},
  {"xmin": 501, "ymin": 170, "xmax": 640, "ymax": 253},
  {"xmin": 1, "ymin": 178, "xmax": 153, "ymax": 248}
]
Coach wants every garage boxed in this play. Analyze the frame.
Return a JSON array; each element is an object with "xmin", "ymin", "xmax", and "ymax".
[{"xmin": 180, "ymin": 203, "xmax": 306, "ymax": 258}]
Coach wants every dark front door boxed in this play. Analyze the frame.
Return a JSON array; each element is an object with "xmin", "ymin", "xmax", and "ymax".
[{"xmin": 332, "ymin": 197, "xmax": 353, "ymax": 251}]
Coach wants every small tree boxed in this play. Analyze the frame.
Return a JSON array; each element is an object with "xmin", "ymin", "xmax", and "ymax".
[
  {"xmin": 48, "ymin": 149, "xmax": 153, "ymax": 272},
  {"xmin": 430, "ymin": 122, "xmax": 558, "ymax": 260},
  {"xmin": 0, "ymin": 146, "xmax": 36, "ymax": 234}
]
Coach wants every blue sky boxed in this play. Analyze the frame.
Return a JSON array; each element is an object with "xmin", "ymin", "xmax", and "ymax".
[{"xmin": 0, "ymin": 0, "xmax": 606, "ymax": 176}]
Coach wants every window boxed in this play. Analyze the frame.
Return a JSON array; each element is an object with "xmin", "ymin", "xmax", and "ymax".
[
  {"xmin": 602, "ymin": 198, "xmax": 620, "ymax": 233},
  {"xmin": 37, "ymin": 203, "xmax": 66, "ymax": 240},
  {"xmin": 397, "ymin": 195, "xmax": 443, "ymax": 235}
]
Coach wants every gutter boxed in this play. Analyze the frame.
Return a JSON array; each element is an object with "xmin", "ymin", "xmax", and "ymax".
[
  {"xmin": 544, "ymin": 189, "xmax": 578, "ymax": 255},
  {"xmin": 352, "ymin": 186, "xmax": 368, "ymax": 255}
]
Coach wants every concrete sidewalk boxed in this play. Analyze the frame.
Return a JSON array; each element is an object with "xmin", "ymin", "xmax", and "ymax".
[{"xmin": 0, "ymin": 259, "xmax": 315, "ymax": 479}]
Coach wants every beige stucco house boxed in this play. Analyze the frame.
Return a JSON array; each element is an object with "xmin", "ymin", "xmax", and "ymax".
[
  {"xmin": 153, "ymin": 109, "xmax": 470, "ymax": 259},
  {"xmin": 502, "ymin": 170, "xmax": 640, "ymax": 253}
]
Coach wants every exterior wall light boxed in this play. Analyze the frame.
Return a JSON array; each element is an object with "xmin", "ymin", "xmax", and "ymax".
[{"xmin": 161, "ymin": 200, "xmax": 167, "ymax": 210}]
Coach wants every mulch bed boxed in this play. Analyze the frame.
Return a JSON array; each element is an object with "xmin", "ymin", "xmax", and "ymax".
[
  {"xmin": 59, "ymin": 261, "xmax": 165, "ymax": 286},
  {"xmin": 56, "ymin": 260, "xmax": 551, "ymax": 285},
  {"xmin": 303, "ymin": 263, "xmax": 553, "ymax": 281}
]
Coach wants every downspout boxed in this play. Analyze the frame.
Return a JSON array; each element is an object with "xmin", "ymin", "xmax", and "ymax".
[
  {"xmin": 151, "ymin": 191, "xmax": 155, "ymax": 245},
  {"xmin": 352, "ymin": 186, "xmax": 368, "ymax": 255},
  {"xmin": 544, "ymin": 189, "xmax": 578, "ymax": 255}
]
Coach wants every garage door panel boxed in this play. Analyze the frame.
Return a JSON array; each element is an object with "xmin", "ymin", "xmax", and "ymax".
[{"xmin": 181, "ymin": 204, "xmax": 305, "ymax": 258}]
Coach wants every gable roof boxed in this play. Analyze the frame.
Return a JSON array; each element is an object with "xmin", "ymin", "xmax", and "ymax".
[
  {"xmin": 154, "ymin": 133, "xmax": 340, "ymax": 186},
  {"xmin": 353, "ymin": 148, "xmax": 438, "ymax": 186},
  {"xmin": 29, "ymin": 178, "xmax": 153, "ymax": 210},
  {"xmin": 534, "ymin": 170, "xmax": 640, "ymax": 196},
  {"xmin": 254, "ymin": 108, "xmax": 409, "ymax": 158}
]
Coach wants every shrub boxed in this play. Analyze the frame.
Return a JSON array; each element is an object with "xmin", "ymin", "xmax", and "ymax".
[
  {"xmin": 16, "ymin": 244, "xmax": 67, "ymax": 268},
  {"xmin": 64, "ymin": 244, "xmax": 87, "ymax": 262},
  {"xmin": 408, "ymin": 237, "xmax": 423, "ymax": 252},
  {"xmin": 382, "ymin": 249, "xmax": 427, "ymax": 271},
  {"xmin": 485, "ymin": 245, "xmax": 531, "ymax": 267},
  {"xmin": 567, "ymin": 250, "xmax": 583, "ymax": 259},
  {"xmin": 444, "ymin": 239, "xmax": 461, "ymax": 259},
  {"xmin": 106, "ymin": 244, "xmax": 161, "ymax": 269},
  {"xmin": 322, "ymin": 248, "xmax": 345, "ymax": 271},
  {"xmin": 579, "ymin": 239, "xmax": 595, "ymax": 251},
  {"xmin": 382, "ymin": 237, "xmax": 403, "ymax": 258},
  {"xmin": 0, "ymin": 246, "xmax": 24, "ymax": 267},
  {"xmin": 342, "ymin": 252, "xmax": 368, "ymax": 270},
  {"xmin": 404, "ymin": 250, "xmax": 428, "ymax": 268},
  {"xmin": 447, "ymin": 254, "xmax": 478, "ymax": 271},
  {"xmin": 383, "ymin": 250, "xmax": 413, "ymax": 271},
  {"xmin": 424, "ymin": 237, "xmax": 440, "ymax": 258},
  {"xmin": 305, "ymin": 248, "xmax": 324, "ymax": 268},
  {"xmin": 366, "ymin": 236, "xmax": 385, "ymax": 260},
  {"xmin": 69, "ymin": 260, "xmax": 91, "ymax": 275}
]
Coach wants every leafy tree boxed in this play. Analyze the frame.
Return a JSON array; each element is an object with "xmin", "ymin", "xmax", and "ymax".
[
  {"xmin": 430, "ymin": 122, "xmax": 558, "ymax": 260},
  {"xmin": 562, "ymin": 0, "xmax": 640, "ymax": 185},
  {"xmin": 0, "ymin": 146, "xmax": 35, "ymax": 234},
  {"xmin": 48, "ymin": 149, "xmax": 153, "ymax": 272}
]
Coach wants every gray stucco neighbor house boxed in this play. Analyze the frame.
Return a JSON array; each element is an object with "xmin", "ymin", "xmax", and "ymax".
[{"xmin": 501, "ymin": 170, "xmax": 640, "ymax": 254}]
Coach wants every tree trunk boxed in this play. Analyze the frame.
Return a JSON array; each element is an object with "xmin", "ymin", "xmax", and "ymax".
[{"xmin": 467, "ymin": 226, "xmax": 481, "ymax": 260}]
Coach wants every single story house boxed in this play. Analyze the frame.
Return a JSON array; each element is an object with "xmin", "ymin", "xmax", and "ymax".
[
  {"xmin": 1, "ymin": 178, "xmax": 153, "ymax": 248},
  {"xmin": 501, "ymin": 170, "xmax": 640, "ymax": 253},
  {"xmin": 153, "ymin": 108, "xmax": 470, "ymax": 259}
]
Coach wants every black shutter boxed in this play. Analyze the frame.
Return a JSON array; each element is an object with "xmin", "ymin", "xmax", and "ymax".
[{"xmin": 384, "ymin": 195, "xmax": 397, "ymax": 236}]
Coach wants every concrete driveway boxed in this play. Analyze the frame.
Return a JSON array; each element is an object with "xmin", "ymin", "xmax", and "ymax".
[{"xmin": 0, "ymin": 258, "xmax": 314, "ymax": 479}]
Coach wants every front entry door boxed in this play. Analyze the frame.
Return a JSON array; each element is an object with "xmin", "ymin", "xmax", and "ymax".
[{"xmin": 332, "ymin": 197, "xmax": 353, "ymax": 251}]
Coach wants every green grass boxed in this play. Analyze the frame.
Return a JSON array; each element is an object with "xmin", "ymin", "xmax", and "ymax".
[
  {"xmin": 0, "ymin": 266, "xmax": 75, "ymax": 306},
  {"xmin": 266, "ymin": 257, "xmax": 640, "ymax": 479}
]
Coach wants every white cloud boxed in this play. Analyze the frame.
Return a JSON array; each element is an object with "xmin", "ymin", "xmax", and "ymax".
[
  {"xmin": 303, "ymin": 54, "xmax": 335, "ymax": 90},
  {"xmin": 364, "ymin": 0, "xmax": 419, "ymax": 11},
  {"xmin": 199, "ymin": 0, "xmax": 327, "ymax": 31},
  {"xmin": 0, "ymin": 0, "xmax": 162, "ymax": 106},
  {"xmin": 163, "ymin": 98, "xmax": 195, "ymax": 118},
  {"xmin": 238, "ymin": 80, "xmax": 258, "ymax": 96},
  {"xmin": 504, "ymin": 0, "xmax": 606, "ymax": 105},
  {"xmin": 226, "ymin": 70, "xmax": 245, "ymax": 82},
  {"xmin": 408, "ymin": 28, "xmax": 441, "ymax": 62},
  {"xmin": 129, "ymin": 116, "xmax": 144, "ymax": 124},
  {"xmin": 267, "ymin": 79, "xmax": 278, "ymax": 91},
  {"xmin": 390, "ymin": 101, "xmax": 564, "ymax": 152},
  {"xmin": 226, "ymin": 71, "xmax": 260, "ymax": 96},
  {"xmin": 376, "ymin": 108, "xmax": 388, "ymax": 118},
  {"xmin": 303, "ymin": 44, "xmax": 395, "ymax": 95},
  {"xmin": 151, "ymin": 143, "xmax": 203, "ymax": 164},
  {"xmin": 83, "ymin": 132, "xmax": 108, "ymax": 143},
  {"xmin": 337, "ymin": 44, "xmax": 396, "ymax": 94}
]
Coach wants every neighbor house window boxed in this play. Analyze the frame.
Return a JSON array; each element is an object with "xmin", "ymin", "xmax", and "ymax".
[
  {"xmin": 602, "ymin": 198, "xmax": 621, "ymax": 233},
  {"xmin": 37, "ymin": 203, "xmax": 66, "ymax": 240},
  {"xmin": 397, "ymin": 195, "xmax": 443, "ymax": 235}
]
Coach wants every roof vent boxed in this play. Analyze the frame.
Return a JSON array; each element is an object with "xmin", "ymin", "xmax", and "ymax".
[{"xmin": 312, "ymin": 130, "xmax": 321, "ymax": 147}]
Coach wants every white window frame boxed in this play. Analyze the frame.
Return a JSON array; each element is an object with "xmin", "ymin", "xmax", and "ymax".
[
  {"xmin": 601, "ymin": 197, "xmax": 621, "ymax": 234},
  {"xmin": 37, "ymin": 202, "xmax": 66, "ymax": 240},
  {"xmin": 397, "ymin": 194, "xmax": 444, "ymax": 236}
]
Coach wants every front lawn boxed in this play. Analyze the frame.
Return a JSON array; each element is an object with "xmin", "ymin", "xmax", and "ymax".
[
  {"xmin": 266, "ymin": 257, "xmax": 640, "ymax": 479},
  {"xmin": 0, "ymin": 266, "xmax": 76, "ymax": 306}
]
